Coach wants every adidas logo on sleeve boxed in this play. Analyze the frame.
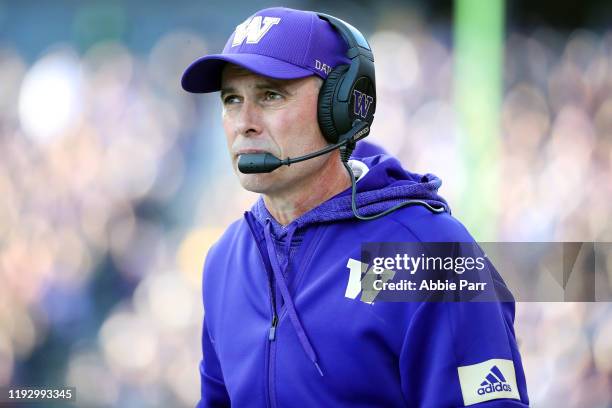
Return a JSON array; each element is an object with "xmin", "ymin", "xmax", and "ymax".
[
  {"xmin": 478, "ymin": 365, "xmax": 512, "ymax": 394},
  {"xmin": 457, "ymin": 359, "xmax": 521, "ymax": 406}
]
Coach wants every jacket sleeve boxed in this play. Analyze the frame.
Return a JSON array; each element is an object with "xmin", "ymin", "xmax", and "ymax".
[
  {"xmin": 197, "ymin": 318, "xmax": 230, "ymax": 408},
  {"xmin": 399, "ymin": 299, "xmax": 530, "ymax": 407}
]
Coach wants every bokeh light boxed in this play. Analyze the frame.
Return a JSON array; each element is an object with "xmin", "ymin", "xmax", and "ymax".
[{"xmin": 18, "ymin": 48, "xmax": 83, "ymax": 144}]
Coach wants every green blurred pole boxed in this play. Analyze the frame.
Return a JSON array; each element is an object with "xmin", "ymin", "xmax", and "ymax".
[{"xmin": 454, "ymin": 0, "xmax": 504, "ymax": 240}]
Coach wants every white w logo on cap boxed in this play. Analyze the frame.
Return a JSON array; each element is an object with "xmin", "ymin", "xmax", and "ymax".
[{"xmin": 232, "ymin": 16, "xmax": 281, "ymax": 47}]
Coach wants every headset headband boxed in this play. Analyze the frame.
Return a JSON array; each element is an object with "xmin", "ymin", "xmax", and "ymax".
[{"xmin": 316, "ymin": 13, "xmax": 374, "ymax": 60}]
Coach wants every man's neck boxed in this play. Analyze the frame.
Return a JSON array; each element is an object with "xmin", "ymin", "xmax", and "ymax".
[{"xmin": 263, "ymin": 160, "xmax": 350, "ymax": 226}]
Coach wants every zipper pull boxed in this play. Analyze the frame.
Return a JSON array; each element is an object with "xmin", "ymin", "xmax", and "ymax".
[{"xmin": 269, "ymin": 315, "xmax": 278, "ymax": 341}]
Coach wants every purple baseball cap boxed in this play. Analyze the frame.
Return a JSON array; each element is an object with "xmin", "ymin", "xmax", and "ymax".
[{"xmin": 181, "ymin": 7, "xmax": 350, "ymax": 93}]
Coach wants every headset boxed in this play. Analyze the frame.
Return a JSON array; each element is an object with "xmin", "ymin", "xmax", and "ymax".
[
  {"xmin": 238, "ymin": 12, "xmax": 445, "ymax": 219},
  {"xmin": 315, "ymin": 12, "xmax": 376, "ymax": 145}
]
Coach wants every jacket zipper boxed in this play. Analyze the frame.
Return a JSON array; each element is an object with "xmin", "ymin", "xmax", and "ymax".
[
  {"xmin": 244, "ymin": 213, "xmax": 279, "ymax": 408},
  {"xmin": 266, "ymin": 267, "xmax": 278, "ymax": 408},
  {"xmin": 265, "ymin": 225, "xmax": 325, "ymax": 407},
  {"xmin": 269, "ymin": 314, "xmax": 278, "ymax": 341},
  {"xmin": 267, "ymin": 310, "xmax": 278, "ymax": 408},
  {"xmin": 245, "ymin": 213, "xmax": 323, "ymax": 407}
]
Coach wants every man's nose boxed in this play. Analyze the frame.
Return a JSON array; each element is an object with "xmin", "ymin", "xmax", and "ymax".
[{"xmin": 235, "ymin": 100, "xmax": 263, "ymax": 137}]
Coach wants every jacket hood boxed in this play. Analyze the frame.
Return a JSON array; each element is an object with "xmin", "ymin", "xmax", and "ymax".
[{"xmin": 251, "ymin": 153, "xmax": 450, "ymax": 233}]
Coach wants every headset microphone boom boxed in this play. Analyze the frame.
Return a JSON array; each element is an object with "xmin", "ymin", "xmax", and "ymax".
[{"xmin": 237, "ymin": 120, "xmax": 370, "ymax": 174}]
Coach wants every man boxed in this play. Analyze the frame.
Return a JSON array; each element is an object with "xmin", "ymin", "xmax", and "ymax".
[{"xmin": 182, "ymin": 7, "xmax": 529, "ymax": 407}]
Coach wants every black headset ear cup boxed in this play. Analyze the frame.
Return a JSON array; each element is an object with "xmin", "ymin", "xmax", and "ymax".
[{"xmin": 318, "ymin": 65, "xmax": 349, "ymax": 144}]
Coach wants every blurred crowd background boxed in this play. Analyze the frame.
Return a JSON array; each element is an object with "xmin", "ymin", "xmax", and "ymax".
[{"xmin": 0, "ymin": 0, "xmax": 611, "ymax": 407}]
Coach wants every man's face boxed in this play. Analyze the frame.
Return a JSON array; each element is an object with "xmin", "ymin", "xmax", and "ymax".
[{"xmin": 220, "ymin": 64, "xmax": 329, "ymax": 195}]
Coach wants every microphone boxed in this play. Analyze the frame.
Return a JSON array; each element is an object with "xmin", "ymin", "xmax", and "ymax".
[{"xmin": 238, "ymin": 120, "xmax": 370, "ymax": 174}]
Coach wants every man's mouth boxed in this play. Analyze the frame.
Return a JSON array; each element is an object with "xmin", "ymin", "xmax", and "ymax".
[{"xmin": 235, "ymin": 149, "xmax": 270, "ymax": 159}]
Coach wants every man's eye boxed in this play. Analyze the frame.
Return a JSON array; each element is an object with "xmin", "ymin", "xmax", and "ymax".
[
  {"xmin": 264, "ymin": 91, "xmax": 283, "ymax": 101},
  {"xmin": 223, "ymin": 95, "xmax": 241, "ymax": 105}
]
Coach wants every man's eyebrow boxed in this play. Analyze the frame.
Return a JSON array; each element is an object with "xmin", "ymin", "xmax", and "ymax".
[
  {"xmin": 220, "ymin": 80, "xmax": 293, "ymax": 98},
  {"xmin": 254, "ymin": 80, "xmax": 292, "ymax": 93},
  {"xmin": 220, "ymin": 87, "xmax": 236, "ymax": 99}
]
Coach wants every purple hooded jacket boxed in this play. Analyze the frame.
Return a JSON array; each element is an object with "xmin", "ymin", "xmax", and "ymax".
[{"xmin": 197, "ymin": 153, "xmax": 529, "ymax": 407}]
